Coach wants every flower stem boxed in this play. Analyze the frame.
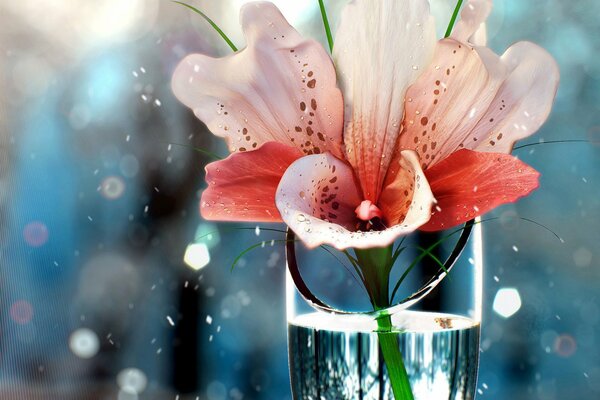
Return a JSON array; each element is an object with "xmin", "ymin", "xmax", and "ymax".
[
  {"xmin": 445, "ymin": 0, "xmax": 465, "ymax": 38},
  {"xmin": 377, "ymin": 313, "xmax": 414, "ymax": 400},
  {"xmin": 354, "ymin": 246, "xmax": 415, "ymax": 400},
  {"xmin": 317, "ymin": 0, "xmax": 334, "ymax": 53},
  {"xmin": 172, "ymin": 1, "xmax": 238, "ymax": 52}
]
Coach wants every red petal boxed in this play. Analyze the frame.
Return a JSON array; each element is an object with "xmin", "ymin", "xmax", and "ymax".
[
  {"xmin": 421, "ymin": 149, "xmax": 540, "ymax": 231},
  {"xmin": 201, "ymin": 142, "xmax": 301, "ymax": 222}
]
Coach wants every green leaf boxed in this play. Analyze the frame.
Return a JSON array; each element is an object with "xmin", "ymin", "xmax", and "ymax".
[
  {"xmin": 173, "ymin": 1, "xmax": 238, "ymax": 52},
  {"xmin": 415, "ymin": 245, "xmax": 449, "ymax": 276},
  {"xmin": 390, "ymin": 216, "xmax": 563, "ymax": 303},
  {"xmin": 390, "ymin": 222, "xmax": 473, "ymax": 302},
  {"xmin": 195, "ymin": 226, "xmax": 287, "ymax": 242},
  {"xmin": 444, "ymin": 0, "xmax": 464, "ymax": 38},
  {"xmin": 513, "ymin": 139, "xmax": 589, "ymax": 151},
  {"xmin": 515, "ymin": 217, "xmax": 563, "ymax": 242},
  {"xmin": 391, "ymin": 245, "xmax": 407, "ymax": 267},
  {"xmin": 317, "ymin": 0, "xmax": 334, "ymax": 53},
  {"xmin": 321, "ymin": 246, "xmax": 366, "ymax": 287},
  {"xmin": 231, "ymin": 239, "xmax": 297, "ymax": 271},
  {"xmin": 167, "ymin": 142, "xmax": 223, "ymax": 160}
]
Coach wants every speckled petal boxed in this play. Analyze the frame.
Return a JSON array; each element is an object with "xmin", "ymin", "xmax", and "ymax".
[
  {"xmin": 333, "ymin": 0, "xmax": 436, "ymax": 202},
  {"xmin": 397, "ymin": 39, "xmax": 505, "ymax": 170},
  {"xmin": 471, "ymin": 42, "xmax": 560, "ymax": 153},
  {"xmin": 201, "ymin": 142, "xmax": 301, "ymax": 222},
  {"xmin": 421, "ymin": 149, "xmax": 540, "ymax": 232},
  {"xmin": 172, "ymin": 2, "xmax": 344, "ymax": 158},
  {"xmin": 276, "ymin": 152, "xmax": 435, "ymax": 250},
  {"xmin": 397, "ymin": 39, "xmax": 558, "ymax": 168}
]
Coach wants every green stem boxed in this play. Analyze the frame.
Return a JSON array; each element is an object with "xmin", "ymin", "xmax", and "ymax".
[
  {"xmin": 173, "ymin": 1, "xmax": 238, "ymax": 52},
  {"xmin": 354, "ymin": 246, "xmax": 414, "ymax": 400},
  {"xmin": 377, "ymin": 313, "xmax": 414, "ymax": 400},
  {"xmin": 317, "ymin": 0, "xmax": 334, "ymax": 53},
  {"xmin": 444, "ymin": 0, "xmax": 464, "ymax": 38},
  {"xmin": 513, "ymin": 139, "xmax": 589, "ymax": 151}
]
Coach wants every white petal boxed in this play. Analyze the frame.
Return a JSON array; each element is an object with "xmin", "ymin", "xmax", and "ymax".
[
  {"xmin": 333, "ymin": 0, "xmax": 436, "ymax": 202},
  {"xmin": 473, "ymin": 42, "xmax": 560, "ymax": 153},
  {"xmin": 276, "ymin": 152, "xmax": 435, "ymax": 250}
]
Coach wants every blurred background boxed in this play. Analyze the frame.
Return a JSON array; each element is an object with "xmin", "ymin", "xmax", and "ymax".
[{"xmin": 0, "ymin": 0, "xmax": 598, "ymax": 399}]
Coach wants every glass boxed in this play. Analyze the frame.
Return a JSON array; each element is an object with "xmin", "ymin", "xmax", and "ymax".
[{"xmin": 286, "ymin": 223, "xmax": 483, "ymax": 400}]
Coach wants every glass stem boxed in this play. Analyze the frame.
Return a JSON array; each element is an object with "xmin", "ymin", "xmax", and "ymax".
[{"xmin": 377, "ymin": 313, "xmax": 414, "ymax": 400}]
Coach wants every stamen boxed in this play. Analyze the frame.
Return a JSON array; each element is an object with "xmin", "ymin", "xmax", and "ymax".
[{"xmin": 355, "ymin": 200, "xmax": 383, "ymax": 222}]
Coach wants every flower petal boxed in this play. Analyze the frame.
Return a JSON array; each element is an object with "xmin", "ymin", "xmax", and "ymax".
[
  {"xmin": 333, "ymin": 0, "xmax": 436, "ymax": 201},
  {"xmin": 397, "ymin": 39, "xmax": 505, "ymax": 169},
  {"xmin": 471, "ymin": 42, "xmax": 560, "ymax": 153},
  {"xmin": 172, "ymin": 2, "xmax": 344, "ymax": 157},
  {"xmin": 276, "ymin": 152, "xmax": 435, "ymax": 250},
  {"xmin": 420, "ymin": 149, "xmax": 540, "ymax": 232},
  {"xmin": 397, "ymin": 40, "xmax": 558, "ymax": 168},
  {"xmin": 378, "ymin": 151, "xmax": 433, "ymax": 227},
  {"xmin": 451, "ymin": 0, "xmax": 492, "ymax": 46},
  {"xmin": 201, "ymin": 142, "xmax": 301, "ymax": 222}
]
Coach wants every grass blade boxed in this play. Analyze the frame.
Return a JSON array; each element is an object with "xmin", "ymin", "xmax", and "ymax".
[
  {"xmin": 513, "ymin": 139, "xmax": 589, "ymax": 151},
  {"xmin": 390, "ymin": 246, "xmax": 406, "ymax": 269},
  {"xmin": 444, "ymin": 0, "xmax": 464, "ymax": 38},
  {"xmin": 195, "ymin": 226, "xmax": 287, "ymax": 242},
  {"xmin": 389, "ymin": 215, "xmax": 563, "ymax": 303},
  {"xmin": 167, "ymin": 142, "xmax": 223, "ymax": 160},
  {"xmin": 390, "ymin": 220, "xmax": 476, "ymax": 302},
  {"xmin": 231, "ymin": 239, "xmax": 297, "ymax": 271},
  {"xmin": 415, "ymin": 246, "xmax": 449, "ymax": 276},
  {"xmin": 317, "ymin": 0, "xmax": 334, "ymax": 53},
  {"xmin": 321, "ymin": 246, "xmax": 366, "ymax": 287},
  {"xmin": 517, "ymin": 217, "xmax": 564, "ymax": 242},
  {"xmin": 173, "ymin": 1, "xmax": 238, "ymax": 52},
  {"xmin": 390, "ymin": 240, "xmax": 453, "ymax": 302},
  {"xmin": 341, "ymin": 249, "xmax": 367, "ymax": 285}
]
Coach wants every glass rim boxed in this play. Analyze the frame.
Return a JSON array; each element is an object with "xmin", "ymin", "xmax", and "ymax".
[{"xmin": 285, "ymin": 220, "xmax": 482, "ymax": 320}]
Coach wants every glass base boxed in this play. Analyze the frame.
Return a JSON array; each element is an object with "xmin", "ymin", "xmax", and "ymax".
[{"xmin": 288, "ymin": 311, "xmax": 480, "ymax": 400}]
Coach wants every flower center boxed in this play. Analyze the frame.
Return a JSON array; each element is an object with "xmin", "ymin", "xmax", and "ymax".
[{"xmin": 355, "ymin": 200, "xmax": 383, "ymax": 222}]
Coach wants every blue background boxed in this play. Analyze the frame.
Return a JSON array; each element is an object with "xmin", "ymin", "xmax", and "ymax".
[{"xmin": 0, "ymin": 1, "xmax": 598, "ymax": 399}]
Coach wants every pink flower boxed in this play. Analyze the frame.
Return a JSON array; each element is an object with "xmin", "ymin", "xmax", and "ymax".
[{"xmin": 172, "ymin": 0, "xmax": 558, "ymax": 250}]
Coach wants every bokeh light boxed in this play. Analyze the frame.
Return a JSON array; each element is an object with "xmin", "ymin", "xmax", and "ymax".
[
  {"xmin": 573, "ymin": 247, "xmax": 593, "ymax": 268},
  {"xmin": 194, "ymin": 223, "xmax": 221, "ymax": 249},
  {"xmin": 69, "ymin": 328, "xmax": 100, "ymax": 359},
  {"xmin": 184, "ymin": 243, "xmax": 211, "ymax": 271},
  {"xmin": 23, "ymin": 221, "xmax": 49, "ymax": 247},
  {"xmin": 117, "ymin": 388, "xmax": 138, "ymax": 400},
  {"xmin": 554, "ymin": 334, "xmax": 577, "ymax": 358},
  {"xmin": 100, "ymin": 176, "xmax": 126, "ymax": 200},
  {"xmin": 11, "ymin": 55, "xmax": 54, "ymax": 99},
  {"xmin": 10, "ymin": 300, "xmax": 33, "ymax": 325},
  {"xmin": 117, "ymin": 368, "xmax": 148, "ymax": 395},
  {"xmin": 3, "ymin": 0, "xmax": 159, "ymax": 53},
  {"xmin": 492, "ymin": 288, "xmax": 522, "ymax": 319}
]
